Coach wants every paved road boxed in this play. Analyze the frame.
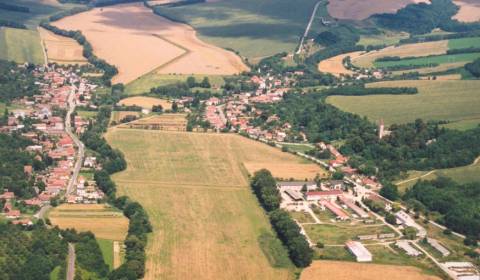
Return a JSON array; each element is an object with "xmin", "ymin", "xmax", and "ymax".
[
  {"xmin": 33, "ymin": 205, "xmax": 51, "ymax": 220},
  {"xmin": 67, "ymin": 243, "xmax": 75, "ymax": 280},
  {"xmin": 65, "ymin": 89, "xmax": 85, "ymax": 196},
  {"xmin": 296, "ymin": 0, "xmax": 322, "ymax": 54}
]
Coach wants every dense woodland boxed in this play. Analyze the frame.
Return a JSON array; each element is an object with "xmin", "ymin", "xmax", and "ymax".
[
  {"xmin": 0, "ymin": 60, "xmax": 38, "ymax": 103},
  {"xmin": 405, "ymin": 177, "xmax": 480, "ymax": 238},
  {"xmin": 465, "ymin": 58, "xmax": 480, "ymax": 77}
]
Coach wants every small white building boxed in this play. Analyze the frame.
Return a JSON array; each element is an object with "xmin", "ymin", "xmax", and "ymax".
[
  {"xmin": 346, "ymin": 241, "xmax": 372, "ymax": 262},
  {"xmin": 396, "ymin": 240, "xmax": 422, "ymax": 257}
]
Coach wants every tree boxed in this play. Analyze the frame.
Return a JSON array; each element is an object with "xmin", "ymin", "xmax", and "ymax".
[
  {"xmin": 403, "ymin": 226, "xmax": 418, "ymax": 240},
  {"xmin": 385, "ymin": 213, "xmax": 397, "ymax": 225},
  {"xmin": 172, "ymin": 102, "xmax": 178, "ymax": 113},
  {"xmin": 186, "ymin": 76, "xmax": 196, "ymax": 88},
  {"xmin": 332, "ymin": 171, "xmax": 344, "ymax": 180},
  {"xmin": 380, "ymin": 183, "xmax": 399, "ymax": 201},
  {"xmin": 200, "ymin": 77, "xmax": 211, "ymax": 88}
]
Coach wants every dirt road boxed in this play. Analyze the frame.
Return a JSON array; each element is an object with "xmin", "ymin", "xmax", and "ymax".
[{"xmin": 67, "ymin": 243, "xmax": 75, "ymax": 280}]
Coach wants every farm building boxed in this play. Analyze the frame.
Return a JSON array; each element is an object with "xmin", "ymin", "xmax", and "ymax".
[
  {"xmin": 305, "ymin": 190, "xmax": 342, "ymax": 201},
  {"xmin": 345, "ymin": 241, "xmax": 372, "ymax": 262},
  {"xmin": 395, "ymin": 240, "xmax": 422, "ymax": 257},
  {"xmin": 339, "ymin": 196, "xmax": 369, "ymax": 218},
  {"xmin": 277, "ymin": 181, "xmax": 316, "ymax": 192},
  {"xmin": 427, "ymin": 238, "xmax": 450, "ymax": 257},
  {"xmin": 320, "ymin": 200, "xmax": 349, "ymax": 220},
  {"xmin": 284, "ymin": 189, "xmax": 303, "ymax": 201},
  {"xmin": 395, "ymin": 210, "xmax": 427, "ymax": 237},
  {"xmin": 441, "ymin": 262, "xmax": 480, "ymax": 280}
]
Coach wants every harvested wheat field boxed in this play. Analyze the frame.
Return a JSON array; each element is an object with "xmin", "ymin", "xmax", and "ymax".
[
  {"xmin": 327, "ymin": 0, "xmax": 428, "ymax": 20},
  {"xmin": 49, "ymin": 204, "xmax": 129, "ymax": 241},
  {"xmin": 318, "ymin": 51, "xmax": 363, "ymax": 77},
  {"xmin": 38, "ymin": 27, "xmax": 87, "ymax": 64},
  {"xmin": 105, "ymin": 129, "xmax": 327, "ymax": 279},
  {"xmin": 453, "ymin": 0, "xmax": 480, "ymax": 22},
  {"xmin": 244, "ymin": 162, "xmax": 327, "ymax": 181},
  {"xmin": 353, "ymin": 40, "xmax": 449, "ymax": 68},
  {"xmin": 118, "ymin": 96, "xmax": 172, "ymax": 110},
  {"xmin": 111, "ymin": 111, "xmax": 140, "ymax": 124},
  {"xmin": 120, "ymin": 114, "xmax": 188, "ymax": 131},
  {"xmin": 52, "ymin": 3, "xmax": 248, "ymax": 84},
  {"xmin": 301, "ymin": 261, "xmax": 440, "ymax": 280}
]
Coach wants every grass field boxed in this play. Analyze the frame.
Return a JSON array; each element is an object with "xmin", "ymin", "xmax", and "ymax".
[
  {"xmin": 303, "ymin": 224, "xmax": 395, "ymax": 245},
  {"xmin": 282, "ymin": 143, "xmax": 314, "ymax": 153},
  {"xmin": 48, "ymin": 204, "xmax": 129, "ymax": 241},
  {"xmin": 327, "ymin": 80, "xmax": 480, "ymax": 125},
  {"xmin": 0, "ymin": 27, "xmax": 44, "ymax": 64},
  {"xmin": 152, "ymin": 0, "xmax": 321, "ymax": 59},
  {"xmin": 448, "ymin": 36, "xmax": 480, "ymax": 49},
  {"xmin": 125, "ymin": 73, "xmax": 225, "ymax": 95},
  {"xmin": 104, "ymin": 129, "xmax": 330, "ymax": 279},
  {"xmin": 374, "ymin": 52, "xmax": 480, "ymax": 68},
  {"xmin": 119, "ymin": 114, "xmax": 188, "ymax": 131},
  {"xmin": 301, "ymin": 260, "xmax": 441, "ymax": 280},
  {"xmin": 98, "ymin": 239, "xmax": 114, "ymax": 270},
  {"xmin": 358, "ymin": 31, "xmax": 409, "ymax": 47}
]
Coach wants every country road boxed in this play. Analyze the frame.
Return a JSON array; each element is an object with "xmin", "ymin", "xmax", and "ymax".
[
  {"xmin": 67, "ymin": 243, "xmax": 75, "ymax": 280},
  {"xmin": 296, "ymin": 0, "xmax": 322, "ymax": 54}
]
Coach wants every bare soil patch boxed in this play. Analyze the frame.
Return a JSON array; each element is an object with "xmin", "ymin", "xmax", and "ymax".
[
  {"xmin": 318, "ymin": 51, "xmax": 363, "ymax": 77},
  {"xmin": 38, "ymin": 27, "xmax": 87, "ymax": 64},
  {"xmin": 301, "ymin": 260, "xmax": 441, "ymax": 280},
  {"xmin": 453, "ymin": 0, "xmax": 480, "ymax": 22},
  {"xmin": 327, "ymin": 0, "xmax": 429, "ymax": 20},
  {"xmin": 353, "ymin": 40, "xmax": 449, "ymax": 68},
  {"xmin": 52, "ymin": 3, "xmax": 248, "ymax": 84},
  {"xmin": 118, "ymin": 96, "xmax": 172, "ymax": 110}
]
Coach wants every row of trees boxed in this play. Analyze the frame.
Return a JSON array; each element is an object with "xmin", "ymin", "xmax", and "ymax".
[
  {"xmin": 322, "ymin": 85, "xmax": 418, "ymax": 96},
  {"xmin": 250, "ymin": 170, "xmax": 313, "ymax": 267}
]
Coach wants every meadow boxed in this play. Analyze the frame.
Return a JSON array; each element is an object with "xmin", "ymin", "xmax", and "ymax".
[
  {"xmin": 374, "ymin": 52, "xmax": 480, "ymax": 68},
  {"xmin": 447, "ymin": 36, "xmax": 480, "ymax": 49},
  {"xmin": 0, "ymin": 27, "xmax": 44, "ymax": 64},
  {"xmin": 105, "ymin": 129, "xmax": 329, "ymax": 279},
  {"xmin": 152, "ymin": 0, "xmax": 321, "ymax": 59},
  {"xmin": 303, "ymin": 223, "xmax": 395, "ymax": 245},
  {"xmin": 327, "ymin": 80, "xmax": 480, "ymax": 125}
]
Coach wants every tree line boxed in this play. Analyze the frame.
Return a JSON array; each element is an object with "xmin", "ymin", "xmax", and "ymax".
[
  {"xmin": 322, "ymin": 85, "xmax": 418, "ymax": 96},
  {"xmin": 251, "ymin": 169, "xmax": 313, "ymax": 267},
  {"xmin": 0, "ymin": 3, "xmax": 30, "ymax": 13},
  {"xmin": 465, "ymin": 58, "xmax": 480, "ymax": 77}
]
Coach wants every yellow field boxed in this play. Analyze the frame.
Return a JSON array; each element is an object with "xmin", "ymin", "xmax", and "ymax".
[
  {"xmin": 318, "ymin": 51, "xmax": 363, "ymax": 77},
  {"xmin": 327, "ymin": 0, "xmax": 428, "ymax": 20},
  {"xmin": 52, "ymin": 3, "xmax": 248, "ymax": 84},
  {"xmin": 301, "ymin": 261, "xmax": 441, "ymax": 280},
  {"xmin": 453, "ymin": 0, "xmax": 480, "ymax": 22},
  {"xmin": 352, "ymin": 40, "xmax": 449, "ymax": 68},
  {"xmin": 49, "ymin": 204, "xmax": 129, "ymax": 241},
  {"xmin": 111, "ymin": 111, "xmax": 141, "ymax": 124},
  {"xmin": 105, "ymin": 129, "xmax": 326, "ymax": 279},
  {"xmin": 38, "ymin": 27, "xmax": 87, "ymax": 64},
  {"xmin": 118, "ymin": 96, "xmax": 172, "ymax": 110},
  {"xmin": 119, "ymin": 114, "xmax": 187, "ymax": 131}
]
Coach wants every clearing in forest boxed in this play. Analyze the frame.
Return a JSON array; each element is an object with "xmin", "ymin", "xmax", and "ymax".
[
  {"xmin": 301, "ymin": 261, "xmax": 440, "ymax": 280},
  {"xmin": 48, "ymin": 204, "xmax": 129, "ymax": 241},
  {"xmin": 318, "ymin": 51, "xmax": 363, "ymax": 77},
  {"xmin": 452, "ymin": 0, "xmax": 480, "ymax": 23},
  {"xmin": 327, "ymin": 0, "xmax": 429, "ymax": 20},
  {"xmin": 327, "ymin": 80, "xmax": 480, "ymax": 125},
  {"xmin": 105, "ymin": 129, "xmax": 328, "ymax": 279},
  {"xmin": 38, "ymin": 27, "xmax": 87, "ymax": 65},
  {"xmin": 52, "ymin": 3, "xmax": 247, "ymax": 84},
  {"xmin": 118, "ymin": 96, "xmax": 172, "ymax": 110},
  {"xmin": 0, "ymin": 27, "xmax": 44, "ymax": 64}
]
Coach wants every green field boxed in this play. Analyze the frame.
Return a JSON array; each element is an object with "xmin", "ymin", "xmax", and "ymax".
[
  {"xmin": 97, "ymin": 239, "xmax": 114, "ymax": 270},
  {"xmin": 304, "ymin": 223, "xmax": 395, "ymax": 245},
  {"xmin": 0, "ymin": 27, "xmax": 44, "ymax": 64},
  {"xmin": 327, "ymin": 80, "xmax": 480, "ymax": 125},
  {"xmin": 151, "ymin": 0, "xmax": 321, "ymax": 59},
  {"xmin": 282, "ymin": 143, "xmax": 314, "ymax": 153},
  {"xmin": 374, "ymin": 52, "xmax": 480, "ymax": 68},
  {"xmin": 358, "ymin": 31, "xmax": 409, "ymax": 47},
  {"xmin": 448, "ymin": 37, "xmax": 480, "ymax": 50},
  {"xmin": 442, "ymin": 118, "xmax": 480, "ymax": 131},
  {"xmin": 436, "ymin": 158, "xmax": 480, "ymax": 184},
  {"xmin": 106, "ymin": 129, "xmax": 303, "ymax": 280},
  {"xmin": 125, "ymin": 73, "xmax": 225, "ymax": 95}
]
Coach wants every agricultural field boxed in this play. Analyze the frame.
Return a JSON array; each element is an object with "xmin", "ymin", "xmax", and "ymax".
[
  {"xmin": 327, "ymin": 80, "xmax": 480, "ymax": 125},
  {"xmin": 327, "ymin": 0, "xmax": 428, "ymax": 20},
  {"xmin": 119, "ymin": 114, "xmax": 188, "ymax": 131},
  {"xmin": 98, "ymin": 239, "xmax": 114, "ymax": 270},
  {"xmin": 105, "ymin": 129, "xmax": 329, "ymax": 279},
  {"xmin": 452, "ymin": 0, "xmax": 480, "ymax": 23},
  {"xmin": 125, "ymin": 73, "xmax": 225, "ymax": 96},
  {"xmin": 374, "ymin": 52, "xmax": 480, "ymax": 68},
  {"xmin": 52, "ymin": 3, "xmax": 247, "ymax": 84},
  {"xmin": 318, "ymin": 51, "xmax": 363, "ymax": 77},
  {"xmin": 38, "ymin": 27, "xmax": 86, "ymax": 65},
  {"xmin": 118, "ymin": 96, "xmax": 172, "ymax": 110},
  {"xmin": 301, "ymin": 260, "xmax": 441, "ymax": 280},
  {"xmin": 358, "ymin": 31, "xmax": 409, "ymax": 47},
  {"xmin": 110, "ymin": 111, "xmax": 141, "ymax": 124},
  {"xmin": 303, "ymin": 223, "xmax": 395, "ymax": 245},
  {"xmin": 152, "ymin": 0, "xmax": 321, "ymax": 59},
  {"xmin": 48, "ymin": 204, "xmax": 129, "ymax": 241},
  {"xmin": 0, "ymin": 27, "xmax": 44, "ymax": 64},
  {"xmin": 448, "ymin": 36, "xmax": 480, "ymax": 49}
]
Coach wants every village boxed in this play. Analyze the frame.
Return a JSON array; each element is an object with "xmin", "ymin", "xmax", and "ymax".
[{"xmin": 0, "ymin": 64, "xmax": 105, "ymax": 226}]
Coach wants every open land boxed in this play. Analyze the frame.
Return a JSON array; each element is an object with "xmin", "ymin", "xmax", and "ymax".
[
  {"xmin": 111, "ymin": 111, "xmax": 141, "ymax": 124},
  {"xmin": 374, "ymin": 52, "xmax": 480, "ymax": 68},
  {"xmin": 452, "ymin": 0, "xmax": 480, "ymax": 22},
  {"xmin": 327, "ymin": 80, "xmax": 480, "ymax": 125},
  {"xmin": 52, "ymin": 3, "xmax": 247, "ymax": 84},
  {"xmin": 105, "ymin": 129, "xmax": 330, "ymax": 279},
  {"xmin": 301, "ymin": 260, "xmax": 441, "ymax": 280},
  {"xmin": 0, "ymin": 27, "xmax": 44, "ymax": 64},
  {"xmin": 118, "ymin": 114, "xmax": 188, "ymax": 131},
  {"xmin": 152, "ymin": 0, "xmax": 321, "ymax": 59},
  {"xmin": 318, "ymin": 51, "xmax": 363, "ymax": 77},
  {"xmin": 358, "ymin": 31, "xmax": 409, "ymax": 47},
  {"xmin": 38, "ymin": 27, "xmax": 87, "ymax": 65},
  {"xmin": 303, "ymin": 223, "xmax": 395, "ymax": 245},
  {"xmin": 48, "ymin": 204, "xmax": 129, "ymax": 241},
  {"xmin": 118, "ymin": 96, "xmax": 172, "ymax": 110},
  {"xmin": 327, "ymin": 0, "xmax": 429, "ymax": 20}
]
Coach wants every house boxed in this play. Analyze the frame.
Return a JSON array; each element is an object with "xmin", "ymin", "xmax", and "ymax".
[
  {"xmin": 395, "ymin": 211, "xmax": 427, "ymax": 238},
  {"xmin": 305, "ymin": 190, "xmax": 342, "ymax": 201},
  {"xmin": 0, "ymin": 191, "xmax": 15, "ymax": 200},
  {"xmin": 12, "ymin": 219, "xmax": 33, "ymax": 226},
  {"xmin": 346, "ymin": 241, "xmax": 372, "ymax": 262},
  {"xmin": 24, "ymin": 198, "xmax": 42, "ymax": 206},
  {"xmin": 24, "ymin": 165, "xmax": 33, "ymax": 176},
  {"xmin": 5, "ymin": 210, "xmax": 21, "ymax": 219}
]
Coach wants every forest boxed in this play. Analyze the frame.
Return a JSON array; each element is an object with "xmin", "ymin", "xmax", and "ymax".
[
  {"xmin": 465, "ymin": 58, "xmax": 480, "ymax": 77},
  {"xmin": 0, "ymin": 60, "xmax": 38, "ymax": 103}
]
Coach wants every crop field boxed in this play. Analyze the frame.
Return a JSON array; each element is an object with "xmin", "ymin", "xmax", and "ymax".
[
  {"xmin": 125, "ymin": 73, "xmax": 225, "ymax": 96},
  {"xmin": 98, "ymin": 239, "xmax": 114, "ymax": 270},
  {"xmin": 152, "ymin": 0, "xmax": 321, "ymax": 59},
  {"xmin": 303, "ymin": 224, "xmax": 395, "ymax": 245},
  {"xmin": 448, "ymin": 36, "xmax": 480, "ymax": 49},
  {"xmin": 104, "ymin": 129, "xmax": 330, "ymax": 279},
  {"xmin": 119, "ymin": 114, "xmax": 188, "ymax": 131},
  {"xmin": 0, "ymin": 27, "xmax": 44, "ymax": 64},
  {"xmin": 52, "ymin": 3, "xmax": 247, "ymax": 84},
  {"xmin": 243, "ymin": 161, "xmax": 327, "ymax": 181},
  {"xmin": 38, "ymin": 27, "xmax": 86, "ymax": 65},
  {"xmin": 118, "ymin": 96, "xmax": 172, "ymax": 110},
  {"xmin": 327, "ymin": 0, "xmax": 428, "ymax": 20},
  {"xmin": 352, "ymin": 40, "xmax": 448, "ymax": 68},
  {"xmin": 301, "ymin": 260, "xmax": 441, "ymax": 280},
  {"xmin": 452, "ymin": 0, "xmax": 480, "ymax": 22},
  {"xmin": 48, "ymin": 204, "xmax": 129, "ymax": 241},
  {"xmin": 327, "ymin": 80, "xmax": 480, "ymax": 125},
  {"xmin": 318, "ymin": 51, "xmax": 363, "ymax": 77},
  {"xmin": 374, "ymin": 52, "xmax": 480, "ymax": 68},
  {"xmin": 111, "ymin": 111, "xmax": 141, "ymax": 124}
]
